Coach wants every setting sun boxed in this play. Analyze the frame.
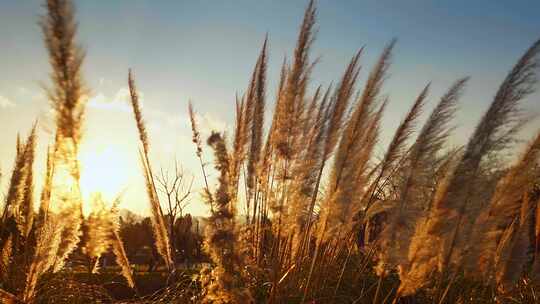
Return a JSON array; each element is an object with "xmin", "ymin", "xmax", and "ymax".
[{"xmin": 79, "ymin": 144, "xmax": 137, "ymax": 211}]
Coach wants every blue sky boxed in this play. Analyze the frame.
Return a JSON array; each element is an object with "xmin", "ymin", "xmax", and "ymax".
[{"xmin": 0, "ymin": 0, "xmax": 539, "ymax": 215}]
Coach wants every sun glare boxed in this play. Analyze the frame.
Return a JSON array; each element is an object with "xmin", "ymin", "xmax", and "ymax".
[{"xmin": 79, "ymin": 144, "xmax": 137, "ymax": 213}]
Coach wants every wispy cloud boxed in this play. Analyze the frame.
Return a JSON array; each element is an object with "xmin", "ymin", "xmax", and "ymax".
[
  {"xmin": 0, "ymin": 95, "xmax": 15, "ymax": 108},
  {"xmin": 87, "ymin": 87, "xmax": 144, "ymax": 112},
  {"xmin": 196, "ymin": 112, "xmax": 227, "ymax": 135}
]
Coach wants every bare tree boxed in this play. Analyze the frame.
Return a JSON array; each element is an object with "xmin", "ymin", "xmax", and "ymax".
[{"xmin": 156, "ymin": 160, "xmax": 193, "ymax": 264}]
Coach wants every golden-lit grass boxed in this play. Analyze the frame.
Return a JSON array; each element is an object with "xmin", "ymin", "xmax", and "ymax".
[{"xmin": 1, "ymin": 0, "xmax": 540, "ymax": 303}]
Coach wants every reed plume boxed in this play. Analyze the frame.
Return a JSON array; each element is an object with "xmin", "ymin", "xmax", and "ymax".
[
  {"xmin": 41, "ymin": 0, "xmax": 86, "ymax": 142},
  {"xmin": 364, "ymin": 83, "xmax": 428, "ymax": 226},
  {"xmin": 401, "ymin": 39, "xmax": 540, "ymax": 296},
  {"xmin": 83, "ymin": 194, "xmax": 134, "ymax": 287},
  {"xmin": 287, "ymin": 87, "xmax": 329, "ymax": 252},
  {"xmin": 230, "ymin": 95, "xmax": 247, "ymax": 203},
  {"xmin": 23, "ymin": 218, "xmax": 62, "ymax": 302},
  {"xmin": 109, "ymin": 201, "xmax": 135, "ymax": 288},
  {"xmin": 40, "ymin": 0, "xmax": 87, "ymax": 273},
  {"xmin": 129, "ymin": 69, "xmax": 149, "ymax": 154},
  {"xmin": 52, "ymin": 196, "xmax": 82, "ymax": 272},
  {"xmin": 3, "ymin": 0, "xmax": 540, "ymax": 302},
  {"xmin": 330, "ymin": 39, "xmax": 395, "ymax": 193},
  {"xmin": 495, "ymin": 194, "xmax": 537, "ymax": 293},
  {"xmin": 468, "ymin": 131, "xmax": 540, "ymax": 283},
  {"xmin": 370, "ymin": 84, "xmax": 430, "ymax": 274},
  {"xmin": 19, "ymin": 126, "xmax": 37, "ymax": 239},
  {"xmin": 83, "ymin": 194, "xmax": 114, "ymax": 273},
  {"xmin": 0, "ymin": 128, "xmax": 37, "ymax": 296},
  {"xmin": 272, "ymin": 0, "xmax": 316, "ymax": 160},
  {"xmin": 2, "ymin": 126, "xmax": 37, "ymax": 241},
  {"xmin": 324, "ymin": 49, "xmax": 363, "ymax": 158},
  {"xmin": 200, "ymin": 132, "xmax": 251, "ymax": 304},
  {"xmin": 296, "ymin": 51, "xmax": 363, "ymax": 247},
  {"xmin": 0, "ymin": 236, "xmax": 11, "ymax": 283},
  {"xmin": 36, "ymin": 147, "xmax": 53, "ymax": 228},
  {"xmin": 129, "ymin": 70, "xmax": 173, "ymax": 271},
  {"xmin": 377, "ymin": 78, "xmax": 467, "ymax": 284},
  {"xmin": 259, "ymin": 56, "xmax": 288, "ymax": 184},
  {"xmin": 189, "ymin": 102, "xmax": 216, "ymax": 216},
  {"xmin": 322, "ymin": 40, "xmax": 395, "ymax": 240},
  {"xmin": 23, "ymin": 148, "xmax": 59, "ymax": 302},
  {"xmin": 245, "ymin": 37, "xmax": 267, "ymax": 223}
]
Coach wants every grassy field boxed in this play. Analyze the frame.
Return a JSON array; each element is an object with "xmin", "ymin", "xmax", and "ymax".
[{"xmin": 1, "ymin": 0, "xmax": 540, "ymax": 303}]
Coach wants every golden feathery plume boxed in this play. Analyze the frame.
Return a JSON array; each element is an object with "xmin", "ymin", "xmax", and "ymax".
[
  {"xmin": 246, "ymin": 36, "xmax": 268, "ymax": 192},
  {"xmin": 495, "ymin": 194, "xmax": 537, "ymax": 293},
  {"xmin": 362, "ymin": 85, "xmax": 429, "ymax": 253},
  {"xmin": 23, "ymin": 147, "xmax": 58, "ymax": 302},
  {"xmin": 128, "ymin": 69, "xmax": 149, "ymax": 154},
  {"xmin": 320, "ymin": 40, "xmax": 395, "ymax": 242},
  {"xmin": 273, "ymin": 0, "xmax": 316, "ymax": 160},
  {"xmin": 109, "ymin": 199, "xmax": 135, "ymax": 288},
  {"xmin": 129, "ymin": 70, "xmax": 173, "ymax": 270},
  {"xmin": 2, "ymin": 125, "xmax": 37, "ymax": 240},
  {"xmin": 400, "ymin": 39, "xmax": 540, "ymax": 296},
  {"xmin": 41, "ymin": 0, "xmax": 87, "ymax": 142},
  {"xmin": 201, "ymin": 132, "xmax": 252, "ymax": 303},
  {"xmin": 41, "ymin": 0, "xmax": 86, "ymax": 273},
  {"xmin": 293, "ymin": 46, "xmax": 363, "ymax": 243},
  {"xmin": 0, "ymin": 236, "xmax": 12, "ymax": 282},
  {"xmin": 331, "ymin": 39, "xmax": 396, "ymax": 194},
  {"xmin": 467, "ymin": 131, "xmax": 540, "ymax": 281},
  {"xmin": 376, "ymin": 78, "xmax": 467, "ymax": 282},
  {"xmin": 289, "ymin": 87, "xmax": 327, "ymax": 241},
  {"xmin": 189, "ymin": 102, "xmax": 214, "ymax": 208},
  {"xmin": 363, "ymin": 83, "xmax": 428, "ymax": 213},
  {"xmin": 20, "ymin": 125, "xmax": 37, "ymax": 238},
  {"xmin": 83, "ymin": 194, "xmax": 113, "ymax": 273},
  {"xmin": 36, "ymin": 147, "xmax": 53, "ymax": 228},
  {"xmin": 230, "ymin": 94, "xmax": 247, "ymax": 202},
  {"xmin": 323, "ymin": 96, "xmax": 387, "ymax": 241},
  {"xmin": 324, "ymin": 48, "xmax": 363, "ymax": 158}
]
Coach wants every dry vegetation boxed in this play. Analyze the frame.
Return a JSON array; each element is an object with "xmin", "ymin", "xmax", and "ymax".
[{"xmin": 1, "ymin": 0, "xmax": 540, "ymax": 303}]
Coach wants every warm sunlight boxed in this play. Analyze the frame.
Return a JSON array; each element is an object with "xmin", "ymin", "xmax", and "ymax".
[
  {"xmin": 79, "ymin": 144, "xmax": 137, "ymax": 212},
  {"xmin": 2, "ymin": 0, "xmax": 540, "ymax": 302}
]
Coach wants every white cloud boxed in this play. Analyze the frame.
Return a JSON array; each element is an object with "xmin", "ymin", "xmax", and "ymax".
[
  {"xmin": 173, "ymin": 111, "xmax": 228, "ymax": 139},
  {"xmin": 17, "ymin": 87, "xmax": 30, "ymax": 95},
  {"xmin": 0, "ymin": 95, "xmax": 15, "ymax": 108},
  {"xmin": 15, "ymin": 86, "xmax": 44, "ymax": 102},
  {"xmin": 87, "ymin": 87, "xmax": 142, "ymax": 112},
  {"xmin": 112, "ymin": 87, "xmax": 134, "ymax": 105},
  {"xmin": 88, "ymin": 92, "xmax": 107, "ymax": 104},
  {"xmin": 197, "ymin": 112, "xmax": 227, "ymax": 134}
]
